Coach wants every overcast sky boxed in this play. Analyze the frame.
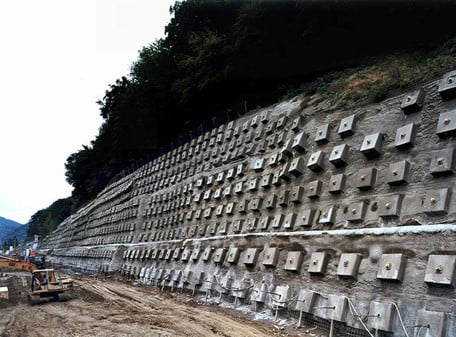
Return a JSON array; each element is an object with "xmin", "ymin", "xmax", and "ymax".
[{"xmin": 0, "ymin": 0, "xmax": 174, "ymax": 224}]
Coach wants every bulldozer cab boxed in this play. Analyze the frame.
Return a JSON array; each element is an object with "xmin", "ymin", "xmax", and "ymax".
[
  {"xmin": 28, "ymin": 269, "xmax": 73, "ymax": 304},
  {"xmin": 31, "ymin": 269, "xmax": 58, "ymax": 292}
]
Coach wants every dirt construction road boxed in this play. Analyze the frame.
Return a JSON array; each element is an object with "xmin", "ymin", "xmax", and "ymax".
[{"xmin": 0, "ymin": 275, "xmax": 320, "ymax": 337}]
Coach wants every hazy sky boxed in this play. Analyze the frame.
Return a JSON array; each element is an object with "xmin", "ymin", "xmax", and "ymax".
[{"xmin": 0, "ymin": 0, "xmax": 174, "ymax": 223}]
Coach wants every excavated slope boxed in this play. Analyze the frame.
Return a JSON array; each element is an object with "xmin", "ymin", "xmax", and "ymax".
[{"xmin": 43, "ymin": 70, "xmax": 456, "ymax": 337}]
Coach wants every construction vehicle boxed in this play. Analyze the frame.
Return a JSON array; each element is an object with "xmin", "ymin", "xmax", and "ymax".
[{"xmin": 0, "ymin": 255, "xmax": 73, "ymax": 304}]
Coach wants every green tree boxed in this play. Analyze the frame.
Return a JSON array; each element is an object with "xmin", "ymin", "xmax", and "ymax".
[
  {"xmin": 62, "ymin": 0, "xmax": 456, "ymax": 216},
  {"xmin": 27, "ymin": 198, "xmax": 73, "ymax": 240}
]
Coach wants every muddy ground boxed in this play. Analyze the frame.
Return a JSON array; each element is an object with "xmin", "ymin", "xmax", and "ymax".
[{"xmin": 0, "ymin": 272, "xmax": 324, "ymax": 337}]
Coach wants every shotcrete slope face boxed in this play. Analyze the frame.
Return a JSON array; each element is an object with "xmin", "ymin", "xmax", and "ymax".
[{"xmin": 44, "ymin": 71, "xmax": 456, "ymax": 337}]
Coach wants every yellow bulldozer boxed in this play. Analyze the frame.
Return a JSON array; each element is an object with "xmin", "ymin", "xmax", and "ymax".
[{"xmin": 0, "ymin": 255, "xmax": 73, "ymax": 304}]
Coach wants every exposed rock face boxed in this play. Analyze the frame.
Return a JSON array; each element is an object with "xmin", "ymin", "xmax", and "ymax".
[{"xmin": 43, "ymin": 72, "xmax": 456, "ymax": 337}]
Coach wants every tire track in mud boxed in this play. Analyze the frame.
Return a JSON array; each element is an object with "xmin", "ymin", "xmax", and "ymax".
[{"xmin": 0, "ymin": 276, "xmax": 314, "ymax": 337}]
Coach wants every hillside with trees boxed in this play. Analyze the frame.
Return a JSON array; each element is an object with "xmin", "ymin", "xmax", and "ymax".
[
  {"xmin": 26, "ymin": 198, "xmax": 72, "ymax": 241},
  {"xmin": 28, "ymin": 0, "xmax": 456, "ymax": 239}
]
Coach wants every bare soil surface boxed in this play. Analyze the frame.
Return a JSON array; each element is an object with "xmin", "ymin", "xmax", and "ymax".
[{"xmin": 0, "ymin": 274, "xmax": 322, "ymax": 337}]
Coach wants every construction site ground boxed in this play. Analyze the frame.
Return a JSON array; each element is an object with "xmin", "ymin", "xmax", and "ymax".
[{"xmin": 0, "ymin": 272, "xmax": 324, "ymax": 337}]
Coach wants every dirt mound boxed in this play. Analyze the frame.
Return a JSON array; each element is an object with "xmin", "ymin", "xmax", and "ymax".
[
  {"xmin": 0, "ymin": 274, "xmax": 30, "ymax": 305},
  {"xmin": 0, "ymin": 299, "xmax": 13, "ymax": 309},
  {"xmin": 72, "ymin": 285, "xmax": 105, "ymax": 303}
]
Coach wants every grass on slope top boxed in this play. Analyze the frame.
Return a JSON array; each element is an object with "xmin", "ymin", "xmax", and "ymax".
[{"xmin": 288, "ymin": 39, "xmax": 456, "ymax": 108}]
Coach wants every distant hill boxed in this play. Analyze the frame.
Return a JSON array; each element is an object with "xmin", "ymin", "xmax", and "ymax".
[
  {"xmin": 0, "ymin": 217, "xmax": 26, "ymax": 244},
  {"xmin": 8, "ymin": 223, "xmax": 28, "ymax": 244}
]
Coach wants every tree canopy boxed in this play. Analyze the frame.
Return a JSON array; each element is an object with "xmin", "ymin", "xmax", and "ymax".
[
  {"xmin": 28, "ymin": 0, "xmax": 456, "ymax": 239},
  {"xmin": 27, "ymin": 198, "xmax": 73, "ymax": 240}
]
